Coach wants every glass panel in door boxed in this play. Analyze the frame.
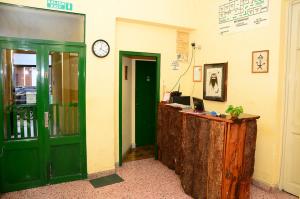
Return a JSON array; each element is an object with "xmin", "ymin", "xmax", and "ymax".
[
  {"xmin": 1, "ymin": 49, "xmax": 38, "ymax": 140},
  {"xmin": 48, "ymin": 51, "xmax": 79, "ymax": 136},
  {"xmin": 0, "ymin": 47, "xmax": 43, "ymax": 192}
]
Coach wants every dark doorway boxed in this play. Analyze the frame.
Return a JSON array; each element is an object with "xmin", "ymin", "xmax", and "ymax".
[
  {"xmin": 118, "ymin": 51, "xmax": 160, "ymax": 166},
  {"xmin": 135, "ymin": 60, "xmax": 157, "ymax": 146}
]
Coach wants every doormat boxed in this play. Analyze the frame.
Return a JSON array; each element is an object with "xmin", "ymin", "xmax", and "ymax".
[{"xmin": 89, "ymin": 174, "xmax": 124, "ymax": 188}]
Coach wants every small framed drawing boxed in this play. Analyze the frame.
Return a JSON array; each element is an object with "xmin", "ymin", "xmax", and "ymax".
[
  {"xmin": 203, "ymin": 63, "xmax": 228, "ymax": 102},
  {"xmin": 193, "ymin": 65, "xmax": 202, "ymax": 82},
  {"xmin": 252, "ymin": 50, "xmax": 269, "ymax": 73}
]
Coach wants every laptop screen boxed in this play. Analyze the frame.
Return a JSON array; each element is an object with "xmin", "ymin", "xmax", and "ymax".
[{"xmin": 172, "ymin": 96, "xmax": 190, "ymax": 105}]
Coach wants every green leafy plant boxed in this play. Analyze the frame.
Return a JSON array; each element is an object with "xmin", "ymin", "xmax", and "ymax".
[{"xmin": 225, "ymin": 105, "xmax": 244, "ymax": 118}]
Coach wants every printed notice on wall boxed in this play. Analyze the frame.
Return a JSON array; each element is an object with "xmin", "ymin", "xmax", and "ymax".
[
  {"xmin": 176, "ymin": 31, "xmax": 189, "ymax": 63},
  {"xmin": 219, "ymin": 0, "xmax": 269, "ymax": 35}
]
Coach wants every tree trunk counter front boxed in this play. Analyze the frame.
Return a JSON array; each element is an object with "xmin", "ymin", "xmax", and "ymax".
[{"xmin": 157, "ymin": 103, "xmax": 260, "ymax": 199}]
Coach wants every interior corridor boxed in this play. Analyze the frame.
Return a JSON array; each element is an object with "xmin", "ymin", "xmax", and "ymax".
[{"xmin": 123, "ymin": 145, "xmax": 155, "ymax": 163}]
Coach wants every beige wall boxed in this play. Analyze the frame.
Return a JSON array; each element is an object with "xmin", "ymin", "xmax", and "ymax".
[
  {"xmin": 122, "ymin": 57, "xmax": 132, "ymax": 157},
  {"xmin": 1, "ymin": 0, "xmax": 290, "ymax": 187}
]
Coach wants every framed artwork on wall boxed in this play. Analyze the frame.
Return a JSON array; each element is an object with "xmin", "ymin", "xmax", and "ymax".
[
  {"xmin": 203, "ymin": 63, "xmax": 228, "ymax": 102},
  {"xmin": 252, "ymin": 50, "xmax": 269, "ymax": 73},
  {"xmin": 193, "ymin": 65, "xmax": 202, "ymax": 82}
]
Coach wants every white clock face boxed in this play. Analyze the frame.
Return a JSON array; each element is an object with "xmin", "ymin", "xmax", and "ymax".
[{"xmin": 92, "ymin": 40, "xmax": 110, "ymax": 58}]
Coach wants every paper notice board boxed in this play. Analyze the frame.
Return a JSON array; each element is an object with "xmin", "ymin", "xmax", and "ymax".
[{"xmin": 219, "ymin": 0, "xmax": 269, "ymax": 35}]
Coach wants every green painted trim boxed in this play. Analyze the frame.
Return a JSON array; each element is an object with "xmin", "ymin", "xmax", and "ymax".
[
  {"xmin": 79, "ymin": 47, "xmax": 88, "ymax": 178},
  {"xmin": 154, "ymin": 54, "xmax": 161, "ymax": 160},
  {"xmin": 49, "ymin": 174, "xmax": 83, "ymax": 185},
  {"xmin": 0, "ymin": 44, "xmax": 4, "ymax": 192},
  {"xmin": 0, "ymin": 36, "xmax": 85, "ymax": 47},
  {"xmin": 1, "ymin": 180, "xmax": 43, "ymax": 193},
  {"xmin": 118, "ymin": 52, "xmax": 123, "ymax": 166},
  {"xmin": 118, "ymin": 51, "xmax": 161, "ymax": 166}
]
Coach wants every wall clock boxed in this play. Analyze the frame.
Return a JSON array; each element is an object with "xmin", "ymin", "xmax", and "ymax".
[{"xmin": 92, "ymin": 39, "xmax": 110, "ymax": 58}]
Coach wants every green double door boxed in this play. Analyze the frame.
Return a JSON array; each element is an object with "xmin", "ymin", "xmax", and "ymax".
[{"xmin": 0, "ymin": 39, "xmax": 87, "ymax": 192}]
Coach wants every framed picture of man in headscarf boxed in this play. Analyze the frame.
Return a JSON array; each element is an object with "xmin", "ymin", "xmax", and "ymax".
[{"xmin": 203, "ymin": 63, "xmax": 228, "ymax": 102}]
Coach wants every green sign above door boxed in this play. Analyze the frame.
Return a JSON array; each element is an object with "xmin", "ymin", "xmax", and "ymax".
[{"xmin": 47, "ymin": 0, "xmax": 73, "ymax": 11}]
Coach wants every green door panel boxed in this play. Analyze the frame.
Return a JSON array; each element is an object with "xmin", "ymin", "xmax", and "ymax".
[
  {"xmin": 50, "ymin": 143, "xmax": 81, "ymax": 181},
  {"xmin": 135, "ymin": 61, "xmax": 157, "ymax": 147},
  {"xmin": 3, "ymin": 148, "xmax": 40, "ymax": 184}
]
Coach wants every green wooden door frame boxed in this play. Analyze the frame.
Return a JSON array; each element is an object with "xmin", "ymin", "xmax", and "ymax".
[
  {"xmin": 0, "ymin": 36, "xmax": 87, "ymax": 192},
  {"xmin": 118, "ymin": 51, "xmax": 161, "ymax": 166}
]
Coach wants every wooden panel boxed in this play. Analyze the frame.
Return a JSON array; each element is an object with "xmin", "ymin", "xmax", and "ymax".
[
  {"xmin": 180, "ymin": 114, "xmax": 194, "ymax": 195},
  {"xmin": 192, "ymin": 118, "xmax": 209, "ymax": 198},
  {"xmin": 208, "ymin": 120, "xmax": 226, "ymax": 199},
  {"xmin": 174, "ymin": 110, "xmax": 183, "ymax": 175},
  {"xmin": 222, "ymin": 122, "xmax": 247, "ymax": 199},
  {"xmin": 238, "ymin": 120, "xmax": 257, "ymax": 199},
  {"xmin": 157, "ymin": 104, "xmax": 182, "ymax": 170}
]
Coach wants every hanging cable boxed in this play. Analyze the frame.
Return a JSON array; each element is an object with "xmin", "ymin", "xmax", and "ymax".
[{"xmin": 170, "ymin": 46, "xmax": 195, "ymax": 92}]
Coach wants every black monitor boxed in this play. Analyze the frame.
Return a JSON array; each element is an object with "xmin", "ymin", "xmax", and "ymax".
[
  {"xmin": 193, "ymin": 97, "xmax": 204, "ymax": 112},
  {"xmin": 172, "ymin": 96, "xmax": 190, "ymax": 105}
]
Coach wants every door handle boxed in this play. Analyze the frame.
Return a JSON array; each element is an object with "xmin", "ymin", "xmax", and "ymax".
[
  {"xmin": 0, "ymin": 146, "xmax": 4, "ymax": 158},
  {"xmin": 44, "ymin": 112, "xmax": 49, "ymax": 128}
]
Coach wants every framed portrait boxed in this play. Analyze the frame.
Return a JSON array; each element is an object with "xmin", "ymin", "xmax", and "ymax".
[
  {"xmin": 193, "ymin": 65, "xmax": 202, "ymax": 82},
  {"xmin": 203, "ymin": 63, "xmax": 228, "ymax": 102},
  {"xmin": 252, "ymin": 50, "xmax": 269, "ymax": 73}
]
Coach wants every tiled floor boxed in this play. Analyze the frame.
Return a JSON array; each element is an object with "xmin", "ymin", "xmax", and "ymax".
[
  {"xmin": 123, "ymin": 145, "xmax": 154, "ymax": 163},
  {"xmin": 1, "ymin": 158, "xmax": 298, "ymax": 199}
]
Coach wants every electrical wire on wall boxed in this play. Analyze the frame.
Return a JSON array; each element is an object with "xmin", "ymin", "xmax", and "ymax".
[
  {"xmin": 170, "ymin": 46, "xmax": 195, "ymax": 92},
  {"xmin": 190, "ymin": 45, "xmax": 197, "ymax": 97}
]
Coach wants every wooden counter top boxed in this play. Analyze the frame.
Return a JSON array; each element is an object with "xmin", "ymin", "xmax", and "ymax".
[
  {"xmin": 181, "ymin": 110, "xmax": 260, "ymax": 123},
  {"xmin": 164, "ymin": 103, "xmax": 260, "ymax": 123}
]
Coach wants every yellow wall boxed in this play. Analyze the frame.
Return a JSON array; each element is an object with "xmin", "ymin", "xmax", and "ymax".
[
  {"xmin": 122, "ymin": 57, "xmax": 132, "ymax": 157},
  {"xmin": 1, "ymin": 0, "xmax": 290, "ymax": 187},
  {"xmin": 188, "ymin": 1, "xmax": 287, "ymax": 186}
]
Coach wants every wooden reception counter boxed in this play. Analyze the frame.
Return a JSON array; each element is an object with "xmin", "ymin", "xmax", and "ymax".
[{"xmin": 157, "ymin": 103, "xmax": 260, "ymax": 199}]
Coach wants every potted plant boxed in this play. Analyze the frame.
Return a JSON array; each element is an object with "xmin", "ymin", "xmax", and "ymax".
[{"xmin": 225, "ymin": 105, "xmax": 243, "ymax": 119}]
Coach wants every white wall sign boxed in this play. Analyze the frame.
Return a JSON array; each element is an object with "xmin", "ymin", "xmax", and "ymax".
[
  {"xmin": 219, "ymin": 0, "xmax": 269, "ymax": 35},
  {"xmin": 26, "ymin": 92, "xmax": 36, "ymax": 104}
]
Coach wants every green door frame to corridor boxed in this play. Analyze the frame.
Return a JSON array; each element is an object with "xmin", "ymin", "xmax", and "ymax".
[
  {"xmin": 0, "ymin": 37, "xmax": 87, "ymax": 193},
  {"xmin": 118, "ymin": 51, "xmax": 161, "ymax": 166}
]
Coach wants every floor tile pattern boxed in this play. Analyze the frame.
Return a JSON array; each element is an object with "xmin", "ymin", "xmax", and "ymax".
[{"xmin": 1, "ymin": 158, "xmax": 298, "ymax": 199}]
